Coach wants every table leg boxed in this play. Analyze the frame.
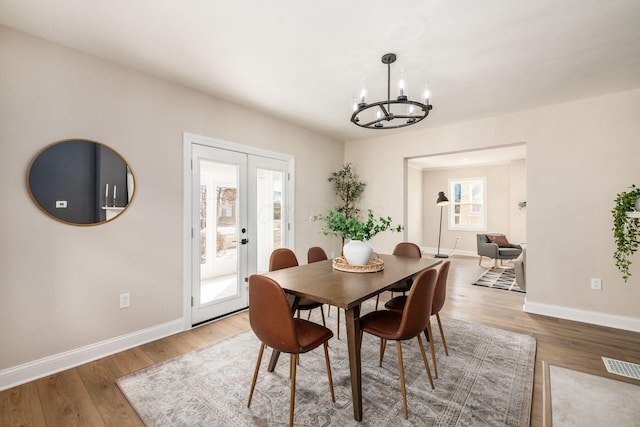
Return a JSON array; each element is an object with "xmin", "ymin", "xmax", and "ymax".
[
  {"xmin": 268, "ymin": 294, "xmax": 299, "ymax": 372},
  {"xmin": 344, "ymin": 304, "xmax": 362, "ymax": 421}
]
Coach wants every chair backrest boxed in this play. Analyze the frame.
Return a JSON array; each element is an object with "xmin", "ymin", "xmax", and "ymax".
[
  {"xmin": 307, "ymin": 246, "xmax": 328, "ymax": 263},
  {"xmin": 269, "ymin": 248, "xmax": 299, "ymax": 271},
  {"xmin": 248, "ymin": 274, "xmax": 300, "ymax": 353},
  {"xmin": 432, "ymin": 261, "xmax": 450, "ymax": 315},
  {"xmin": 392, "ymin": 242, "xmax": 422, "ymax": 259},
  {"xmin": 396, "ymin": 268, "xmax": 438, "ymax": 340}
]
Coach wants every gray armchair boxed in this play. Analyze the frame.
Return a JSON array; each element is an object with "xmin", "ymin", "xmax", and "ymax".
[
  {"xmin": 476, "ymin": 233, "xmax": 522, "ymax": 267},
  {"xmin": 513, "ymin": 248, "xmax": 526, "ymax": 291}
]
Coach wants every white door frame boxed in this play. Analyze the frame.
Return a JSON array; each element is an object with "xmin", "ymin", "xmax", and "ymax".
[{"xmin": 182, "ymin": 132, "xmax": 295, "ymax": 330}]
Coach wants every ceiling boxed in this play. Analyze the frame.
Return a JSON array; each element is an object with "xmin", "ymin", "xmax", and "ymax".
[
  {"xmin": 1, "ymin": 0, "xmax": 639, "ymax": 142},
  {"xmin": 408, "ymin": 144, "xmax": 526, "ymax": 170}
]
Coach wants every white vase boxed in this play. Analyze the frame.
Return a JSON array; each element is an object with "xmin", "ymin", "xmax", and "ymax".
[
  {"xmin": 343, "ymin": 240, "xmax": 373, "ymax": 266},
  {"xmin": 635, "ymin": 197, "xmax": 640, "ymax": 211}
]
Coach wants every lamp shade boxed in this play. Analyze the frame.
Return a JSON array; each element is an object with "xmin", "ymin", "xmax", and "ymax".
[{"xmin": 436, "ymin": 191, "xmax": 449, "ymax": 206}]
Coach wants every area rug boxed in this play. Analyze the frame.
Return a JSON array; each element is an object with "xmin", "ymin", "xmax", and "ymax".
[
  {"xmin": 117, "ymin": 305, "xmax": 536, "ymax": 426},
  {"xmin": 473, "ymin": 267, "xmax": 525, "ymax": 293},
  {"xmin": 548, "ymin": 364, "xmax": 640, "ymax": 426}
]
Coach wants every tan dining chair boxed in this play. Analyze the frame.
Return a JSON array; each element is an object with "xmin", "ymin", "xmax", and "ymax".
[
  {"xmin": 375, "ymin": 242, "xmax": 422, "ymax": 309},
  {"xmin": 307, "ymin": 246, "xmax": 344, "ymax": 338},
  {"xmin": 360, "ymin": 268, "xmax": 437, "ymax": 419},
  {"xmin": 385, "ymin": 260, "xmax": 450, "ymax": 378},
  {"xmin": 270, "ymin": 248, "xmax": 326, "ymax": 326},
  {"xmin": 247, "ymin": 274, "xmax": 335, "ymax": 427}
]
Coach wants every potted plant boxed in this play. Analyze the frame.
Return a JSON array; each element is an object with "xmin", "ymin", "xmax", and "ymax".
[
  {"xmin": 312, "ymin": 208, "xmax": 403, "ymax": 265},
  {"xmin": 612, "ymin": 185, "xmax": 640, "ymax": 282}
]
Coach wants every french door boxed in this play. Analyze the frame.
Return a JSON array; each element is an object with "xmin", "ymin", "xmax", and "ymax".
[{"xmin": 189, "ymin": 141, "xmax": 290, "ymax": 325}]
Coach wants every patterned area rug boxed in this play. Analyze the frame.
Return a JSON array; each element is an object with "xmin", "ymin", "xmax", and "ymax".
[
  {"xmin": 117, "ymin": 304, "xmax": 535, "ymax": 426},
  {"xmin": 473, "ymin": 267, "xmax": 525, "ymax": 293}
]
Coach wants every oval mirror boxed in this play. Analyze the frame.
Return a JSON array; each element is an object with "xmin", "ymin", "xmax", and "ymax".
[{"xmin": 27, "ymin": 139, "xmax": 135, "ymax": 225}]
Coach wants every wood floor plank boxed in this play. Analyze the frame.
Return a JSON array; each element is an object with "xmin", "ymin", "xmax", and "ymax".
[
  {"xmin": 35, "ymin": 370, "xmax": 104, "ymax": 427},
  {"xmin": 76, "ymin": 359, "xmax": 143, "ymax": 426},
  {"xmin": 0, "ymin": 382, "xmax": 46, "ymax": 426}
]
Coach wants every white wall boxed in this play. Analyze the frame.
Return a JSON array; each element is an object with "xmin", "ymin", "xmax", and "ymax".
[
  {"xmin": 346, "ymin": 89, "xmax": 640, "ymax": 330},
  {"xmin": 0, "ymin": 25, "xmax": 344, "ymax": 376}
]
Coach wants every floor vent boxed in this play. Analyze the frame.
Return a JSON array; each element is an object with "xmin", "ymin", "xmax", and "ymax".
[{"xmin": 602, "ymin": 357, "xmax": 640, "ymax": 380}]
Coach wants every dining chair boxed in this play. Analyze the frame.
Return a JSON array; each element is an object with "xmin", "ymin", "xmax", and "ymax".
[
  {"xmin": 247, "ymin": 274, "xmax": 335, "ymax": 427},
  {"xmin": 375, "ymin": 242, "xmax": 422, "ymax": 309},
  {"xmin": 360, "ymin": 268, "xmax": 437, "ymax": 419},
  {"xmin": 307, "ymin": 246, "xmax": 344, "ymax": 339},
  {"xmin": 385, "ymin": 260, "xmax": 450, "ymax": 378},
  {"xmin": 270, "ymin": 248, "xmax": 326, "ymax": 326}
]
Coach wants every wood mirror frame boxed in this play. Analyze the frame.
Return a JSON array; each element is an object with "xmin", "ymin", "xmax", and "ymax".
[{"xmin": 27, "ymin": 139, "xmax": 135, "ymax": 225}]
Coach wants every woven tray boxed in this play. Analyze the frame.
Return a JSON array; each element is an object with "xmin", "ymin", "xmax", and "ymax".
[{"xmin": 332, "ymin": 254, "xmax": 384, "ymax": 273}]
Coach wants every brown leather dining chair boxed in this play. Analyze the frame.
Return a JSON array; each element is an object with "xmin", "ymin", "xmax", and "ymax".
[
  {"xmin": 247, "ymin": 274, "xmax": 335, "ymax": 427},
  {"xmin": 360, "ymin": 268, "xmax": 437, "ymax": 419},
  {"xmin": 385, "ymin": 260, "xmax": 450, "ymax": 378},
  {"xmin": 375, "ymin": 242, "xmax": 422, "ymax": 309},
  {"xmin": 307, "ymin": 246, "xmax": 344, "ymax": 339},
  {"xmin": 270, "ymin": 248, "xmax": 326, "ymax": 326}
]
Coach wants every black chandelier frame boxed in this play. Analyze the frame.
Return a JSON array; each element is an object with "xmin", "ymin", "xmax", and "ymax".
[{"xmin": 351, "ymin": 53, "xmax": 433, "ymax": 129}]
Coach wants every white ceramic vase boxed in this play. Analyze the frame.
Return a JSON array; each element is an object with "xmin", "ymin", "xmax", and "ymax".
[
  {"xmin": 635, "ymin": 197, "xmax": 640, "ymax": 211},
  {"xmin": 343, "ymin": 239, "xmax": 373, "ymax": 266}
]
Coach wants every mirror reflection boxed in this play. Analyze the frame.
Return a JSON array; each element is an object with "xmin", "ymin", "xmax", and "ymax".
[{"xmin": 27, "ymin": 139, "xmax": 135, "ymax": 225}]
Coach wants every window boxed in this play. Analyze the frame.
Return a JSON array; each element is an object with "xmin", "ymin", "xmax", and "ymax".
[{"xmin": 449, "ymin": 177, "xmax": 486, "ymax": 231}]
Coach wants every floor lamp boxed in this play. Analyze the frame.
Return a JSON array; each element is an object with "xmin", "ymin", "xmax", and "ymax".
[{"xmin": 435, "ymin": 191, "xmax": 450, "ymax": 259}]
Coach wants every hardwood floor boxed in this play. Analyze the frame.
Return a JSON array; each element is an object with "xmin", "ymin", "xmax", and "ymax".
[{"xmin": 2, "ymin": 255, "xmax": 639, "ymax": 426}]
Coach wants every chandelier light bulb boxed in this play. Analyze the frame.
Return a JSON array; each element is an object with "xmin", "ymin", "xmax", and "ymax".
[
  {"xmin": 423, "ymin": 88, "xmax": 431, "ymax": 105},
  {"xmin": 398, "ymin": 69, "xmax": 407, "ymax": 100}
]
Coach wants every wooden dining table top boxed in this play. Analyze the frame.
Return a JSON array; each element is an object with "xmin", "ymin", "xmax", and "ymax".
[{"xmin": 260, "ymin": 253, "xmax": 442, "ymax": 309}]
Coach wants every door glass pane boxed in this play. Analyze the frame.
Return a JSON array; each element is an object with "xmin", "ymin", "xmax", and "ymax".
[
  {"xmin": 199, "ymin": 160, "xmax": 239, "ymax": 305},
  {"xmin": 256, "ymin": 168, "xmax": 284, "ymax": 273}
]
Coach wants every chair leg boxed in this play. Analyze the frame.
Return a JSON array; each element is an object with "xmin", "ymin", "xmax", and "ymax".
[
  {"xmin": 248, "ymin": 343, "xmax": 265, "ymax": 407},
  {"xmin": 426, "ymin": 318, "xmax": 438, "ymax": 378},
  {"xmin": 379, "ymin": 338, "xmax": 387, "ymax": 367},
  {"xmin": 307, "ymin": 310, "xmax": 311, "ymax": 320},
  {"xmin": 416, "ymin": 334, "xmax": 435, "ymax": 389},
  {"xmin": 337, "ymin": 308, "xmax": 341, "ymax": 339},
  {"xmin": 396, "ymin": 341, "xmax": 409, "ymax": 419},
  {"xmin": 375, "ymin": 294, "xmax": 380, "ymax": 310},
  {"xmin": 289, "ymin": 353, "xmax": 297, "ymax": 427},
  {"xmin": 494, "ymin": 258, "xmax": 498, "ymax": 268},
  {"xmin": 436, "ymin": 313, "xmax": 449, "ymax": 356},
  {"xmin": 323, "ymin": 342, "xmax": 335, "ymax": 402},
  {"xmin": 320, "ymin": 306, "xmax": 326, "ymax": 327},
  {"xmin": 478, "ymin": 256, "xmax": 483, "ymax": 265}
]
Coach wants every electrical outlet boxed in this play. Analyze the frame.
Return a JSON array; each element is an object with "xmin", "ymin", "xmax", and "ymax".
[
  {"xmin": 590, "ymin": 278, "xmax": 602, "ymax": 291},
  {"xmin": 119, "ymin": 293, "xmax": 131, "ymax": 308}
]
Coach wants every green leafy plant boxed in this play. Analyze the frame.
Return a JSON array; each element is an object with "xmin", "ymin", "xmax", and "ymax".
[
  {"xmin": 312, "ymin": 208, "xmax": 403, "ymax": 241},
  {"xmin": 328, "ymin": 163, "xmax": 366, "ymax": 218},
  {"xmin": 612, "ymin": 185, "xmax": 640, "ymax": 282}
]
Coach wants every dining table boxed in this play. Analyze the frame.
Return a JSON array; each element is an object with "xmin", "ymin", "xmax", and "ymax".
[{"xmin": 260, "ymin": 253, "xmax": 442, "ymax": 421}]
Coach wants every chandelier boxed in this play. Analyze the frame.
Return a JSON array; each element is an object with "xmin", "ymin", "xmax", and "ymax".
[{"xmin": 351, "ymin": 53, "xmax": 433, "ymax": 129}]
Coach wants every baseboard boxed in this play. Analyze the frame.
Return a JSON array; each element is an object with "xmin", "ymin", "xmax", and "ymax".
[
  {"xmin": 0, "ymin": 318, "xmax": 184, "ymax": 391},
  {"xmin": 421, "ymin": 246, "xmax": 477, "ymax": 258},
  {"xmin": 524, "ymin": 300, "xmax": 640, "ymax": 333}
]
